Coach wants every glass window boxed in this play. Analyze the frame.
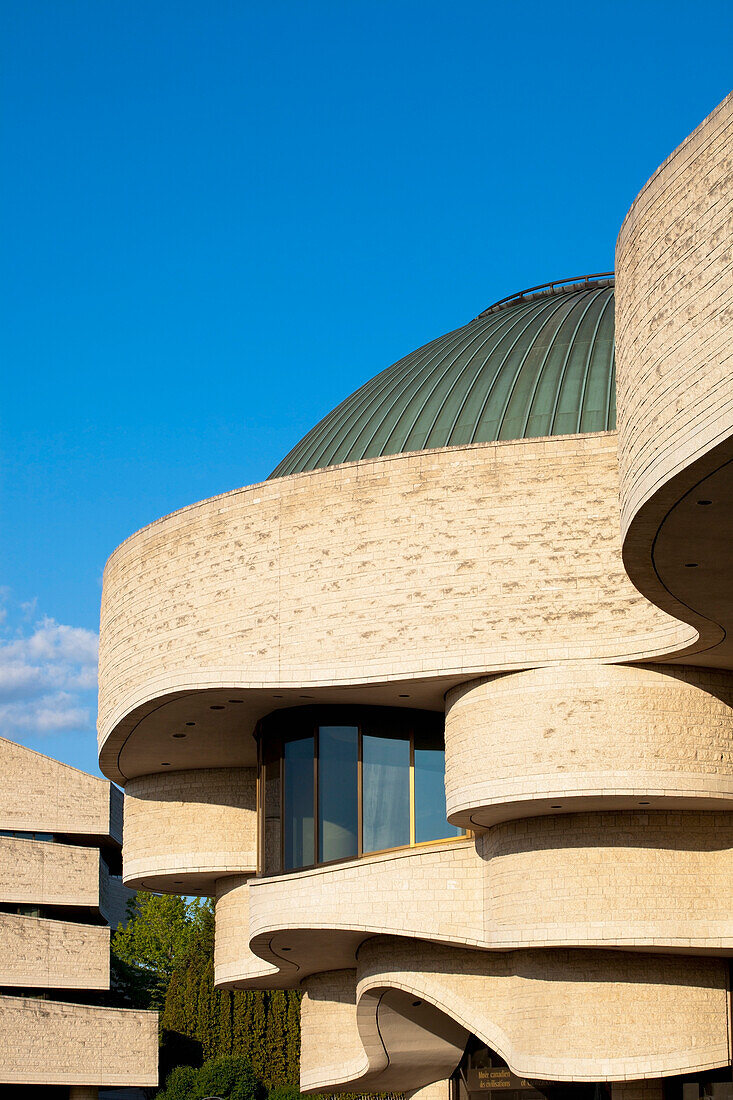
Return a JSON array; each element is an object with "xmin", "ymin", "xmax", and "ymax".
[
  {"xmin": 318, "ymin": 725, "xmax": 359, "ymax": 862},
  {"xmin": 362, "ymin": 731, "xmax": 410, "ymax": 852},
  {"xmin": 414, "ymin": 728, "xmax": 463, "ymax": 844},
  {"xmin": 283, "ymin": 735, "xmax": 314, "ymax": 870}
]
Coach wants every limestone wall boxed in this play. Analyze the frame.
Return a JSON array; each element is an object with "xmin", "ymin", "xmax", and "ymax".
[
  {"xmin": 99, "ymin": 433, "xmax": 691, "ymax": 775},
  {"xmin": 445, "ymin": 663, "xmax": 733, "ymax": 825},
  {"xmin": 123, "ymin": 767, "xmax": 257, "ymax": 894},
  {"xmin": 0, "ymin": 994, "xmax": 158, "ymax": 1086},
  {"xmin": 356, "ymin": 938, "xmax": 731, "ymax": 1083},
  {"xmin": 247, "ymin": 839, "xmax": 482, "ymax": 948},
  {"xmin": 0, "ymin": 913, "xmax": 109, "ymax": 989},
  {"xmin": 214, "ymin": 875, "xmax": 283, "ymax": 987},
  {"xmin": 616, "ymin": 92, "xmax": 733, "ymax": 537},
  {"xmin": 0, "ymin": 836, "xmax": 100, "ymax": 909},
  {"xmin": 99, "ymin": 864, "xmax": 136, "ymax": 928},
  {"xmin": 480, "ymin": 810, "xmax": 733, "ymax": 950},
  {"xmin": 299, "ymin": 970, "xmax": 368, "ymax": 1090},
  {"xmin": 615, "ymin": 93, "xmax": 733, "ymax": 663},
  {"xmin": 300, "ymin": 969, "xmax": 467, "ymax": 1095},
  {"xmin": 0, "ymin": 736, "xmax": 120, "ymax": 843}
]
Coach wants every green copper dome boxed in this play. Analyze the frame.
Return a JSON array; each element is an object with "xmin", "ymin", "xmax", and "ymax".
[{"xmin": 270, "ymin": 276, "xmax": 615, "ymax": 478}]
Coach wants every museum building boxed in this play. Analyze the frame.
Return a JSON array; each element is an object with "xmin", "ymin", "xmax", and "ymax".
[
  {"xmin": 97, "ymin": 93, "xmax": 733, "ymax": 1099},
  {"xmin": 0, "ymin": 736, "xmax": 158, "ymax": 1095}
]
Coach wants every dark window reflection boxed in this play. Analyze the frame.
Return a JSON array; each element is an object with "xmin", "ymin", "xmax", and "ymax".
[
  {"xmin": 318, "ymin": 726, "xmax": 359, "ymax": 862},
  {"xmin": 283, "ymin": 735, "xmax": 314, "ymax": 869}
]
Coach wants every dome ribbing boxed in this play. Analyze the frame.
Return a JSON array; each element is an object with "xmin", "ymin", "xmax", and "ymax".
[{"xmin": 270, "ymin": 277, "xmax": 615, "ymax": 478}]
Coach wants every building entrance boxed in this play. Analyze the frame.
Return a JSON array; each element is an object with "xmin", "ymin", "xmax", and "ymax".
[{"xmin": 451, "ymin": 1039, "xmax": 611, "ymax": 1100}]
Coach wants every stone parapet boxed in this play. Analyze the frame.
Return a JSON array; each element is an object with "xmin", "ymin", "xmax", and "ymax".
[
  {"xmin": 0, "ymin": 913, "xmax": 109, "ymax": 989},
  {"xmin": 0, "ymin": 994, "xmax": 158, "ymax": 1086},
  {"xmin": 98, "ymin": 434, "xmax": 690, "ymax": 781},
  {"xmin": 0, "ymin": 736, "xmax": 122, "ymax": 844},
  {"xmin": 0, "ymin": 836, "xmax": 100, "ymax": 910}
]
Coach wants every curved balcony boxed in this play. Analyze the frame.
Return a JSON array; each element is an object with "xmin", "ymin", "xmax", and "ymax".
[
  {"xmin": 480, "ymin": 809, "xmax": 733, "ymax": 952},
  {"xmin": 214, "ymin": 810, "xmax": 733, "ymax": 994},
  {"xmin": 123, "ymin": 768, "xmax": 257, "ymax": 895},
  {"xmin": 296, "ymin": 938, "xmax": 731, "ymax": 1090},
  {"xmin": 98, "ymin": 436, "xmax": 689, "ymax": 783},
  {"xmin": 616, "ymin": 92, "xmax": 733, "ymax": 665},
  {"xmin": 214, "ymin": 840, "xmax": 480, "ymax": 989},
  {"xmin": 445, "ymin": 663, "xmax": 733, "ymax": 827}
]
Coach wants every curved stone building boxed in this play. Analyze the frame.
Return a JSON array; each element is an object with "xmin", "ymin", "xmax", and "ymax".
[
  {"xmin": 0, "ymin": 736, "xmax": 158, "ymax": 1096},
  {"xmin": 98, "ymin": 92, "xmax": 733, "ymax": 1099}
]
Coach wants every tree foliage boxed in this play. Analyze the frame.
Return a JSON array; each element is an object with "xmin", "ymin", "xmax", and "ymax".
[
  {"xmin": 161, "ymin": 901, "xmax": 301, "ymax": 1086},
  {"xmin": 112, "ymin": 891, "xmax": 210, "ymax": 1009}
]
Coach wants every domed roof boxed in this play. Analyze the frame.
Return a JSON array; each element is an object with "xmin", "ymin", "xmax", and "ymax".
[{"xmin": 270, "ymin": 275, "xmax": 615, "ymax": 479}]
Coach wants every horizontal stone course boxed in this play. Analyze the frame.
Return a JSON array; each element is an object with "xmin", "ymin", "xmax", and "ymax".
[
  {"xmin": 0, "ymin": 913, "xmax": 109, "ymax": 989},
  {"xmin": 0, "ymin": 995, "xmax": 158, "ymax": 1085},
  {"xmin": 445, "ymin": 663, "xmax": 733, "ymax": 825}
]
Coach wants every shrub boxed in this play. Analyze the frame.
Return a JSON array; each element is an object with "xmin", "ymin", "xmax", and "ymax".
[{"xmin": 158, "ymin": 1063, "xmax": 197, "ymax": 1100}]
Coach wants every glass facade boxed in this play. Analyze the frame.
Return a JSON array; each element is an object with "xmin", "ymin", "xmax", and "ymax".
[
  {"xmin": 260, "ymin": 705, "xmax": 463, "ymax": 872},
  {"xmin": 415, "ymin": 726, "xmax": 462, "ymax": 844},
  {"xmin": 362, "ymin": 730, "xmax": 410, "ymax": 853},
  {"xmin": 318, "ymin": 726, "xmax": 359, "ymax": 862},
  {"xmin": 282, "ymin": 735, "xmax": 314, "ymax": 871}
]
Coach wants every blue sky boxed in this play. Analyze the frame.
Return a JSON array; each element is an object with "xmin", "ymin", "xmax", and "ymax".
[{"xmin": 1, "ymin": 1, "xmax": 731, "ymax": 776}]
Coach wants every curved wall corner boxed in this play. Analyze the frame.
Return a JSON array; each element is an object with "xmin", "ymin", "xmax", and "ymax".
[
  {"xmin": 300, "ymin": 968, "xmax": 467, "ymax": 1095},
  {"xmin": 123, "ymin": 768, "xmax": 256, "ymax": 895},
  {"xmin": 355, "ymin": 937, "xmax": 732, "ymax": 1083},
  {"xmin": 214, "ymin": 875, "xmax": 287, "ymax": 989},
  {"xmin": 615, "ymin": 92, "xmax": 733, "ymax": 661},
  {"xmin": 445, "ymin": 662, "xmax": 733, "ymax": 827}
]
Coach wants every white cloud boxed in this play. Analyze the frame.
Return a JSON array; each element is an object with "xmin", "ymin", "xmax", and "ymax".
[{"xmin": 0, "ymin": 600, "xmax": 98, "ymax": 738}]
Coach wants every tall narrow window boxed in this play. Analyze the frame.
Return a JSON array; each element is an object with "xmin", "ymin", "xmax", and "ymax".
[
  {"xmin": 318, "ymin": 725, "xmax": 359, "ymax": 862},
  {"xmin": 414, "ymin": 727, "xmax": 462, "ymax": 843},
  {"xmin": 283, "ymin": 735, "xmax": 314, "ymax": 869},
  {"xmin": 362, "ymin": 731, "xmax": 410, "ymax": 852}
]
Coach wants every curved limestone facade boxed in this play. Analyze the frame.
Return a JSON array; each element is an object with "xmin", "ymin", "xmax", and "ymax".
[{"xmin": 98, "ymin": 93, "xmax": 733, "ymax": 1098}]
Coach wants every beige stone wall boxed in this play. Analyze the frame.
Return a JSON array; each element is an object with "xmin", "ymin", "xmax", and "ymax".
[
  {"xmin": 300, "ymin": 969, "xmax": 467, "ymax": 1094},
  {"xmin": 248, "ymin": 839, "xmax": 482, "ymax": 948},
  {"xmin": 123, "ymin": 768, "xmax": 257, "ymax": 893},
  {"xmin": 99, "ymin": 433, "xmax": 691, "ymax": 776},
  {"xmin": 99, "ymin": 864, "xmax": 136, "ymax": 928},
  {"xmin": 300, "ymin": 970, "xmax": 368, "ymax": 1090},
  {"xmin": 356, "ymin": 937, "xmax": 731, "ymax": 1082},
  {"xmin": 615, "ymin": 94, "xmax": 733, "ymax": 665},
  {"xmin": 0, "ymin": 736, "xmax": 120, "ymax": 842},
  {"xmin": 616, "ymin": 92, "xmax": 733, "ymax": 537},
  {"xmin": 0, "ymin": 836, "xmax": 100, "ymax": 909},
  {"xmin": 480, "ymin": 810, "xmax": 733, "ymax": 950},
  {"xmin": 445, "ymin": 663, "xmax": 733, "ymax": 825},
  {"xmin": 0, "ymin": 913, "xmax": 109, "ymax": 989},
  {"xmin": 214, "ymin": 874, "xmax": 301, "ymax": 988},
  {"xmin": 0, "ymin": 994, "xmax": 158, "ymax": 1085}
]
